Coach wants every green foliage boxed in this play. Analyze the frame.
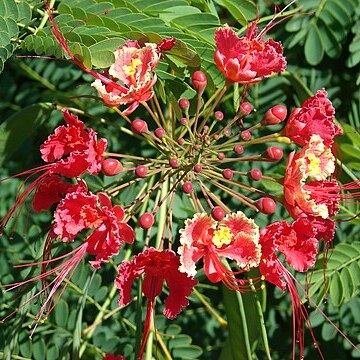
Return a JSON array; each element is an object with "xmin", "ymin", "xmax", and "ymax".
[
  {"xmin": 0, "ymin": 0, "xmax": 32, "ymax": 73},
  {"xmin": 308, "ymin": 242, "xmax": 360, "ymax": 306}
]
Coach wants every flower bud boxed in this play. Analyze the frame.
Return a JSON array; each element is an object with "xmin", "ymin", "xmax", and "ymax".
[
  {"xmin": 261, "ymin": 105, "xmax": 287, "ymax": 125},
  {"xmin": 154, "ymin": 127, "xmax": 165, "ymax": 138},
  {"xmin": 217, "ymin": 152, "xmax": 225, "ymax": 160},
  {"xmin": 180, "ymin": 117, "xmax": 188, "ymax": 125},
  {"xmin": 192, "ymin": 71, "xmax": 207, "ymax": 94},
  {"xmin": 194, "ymin": 164, "xmax": 202, "ymax": 173},
  {"xmin": 179, "ymin": 98, "xmax": 190, "ymax": 109},
  {"xmin": 241, "ymin": 130, "xmax": 251, "ymax": 141},
  {"xmin": 240, "ymin": 102, "xmax": 252, "ymax": 116},
  {"xmin": 223, "ymin": 168, "xmax": 233, "ymax": 180},
  {"xmin": 211, "ymin": 206, "xmax": 225, "ymax": 221},
  {"xmin": 255, "ymin": 197, "xmax": 277, "ymax": 214},
  {"xmin": 182, "ymin": 182, "xmax": 193, "ymax": 193},
  {"xmin": 135, "ymin": 165, "xmax": 148, "ymax": 178},
  {"xmin": 215, "ymin": 111, "xmax": 224, "ymax": 120},
  {"xmin": 249, "ymin": 168, "xmax": 262, "ymax": 181},
  {"xmin": 234, "ymin": 145, "xmax": 244, "ymax": 154},
  {"xmin": 177, "ymin": 137, "xmax": 185, "ymax": 145},
  {"xmin": 101, "ymin": 159, "xmax": 123, "ymax": 176},
  {"xmin": 139, "ymin": 212, "xmax": 154, "ymax": 229},
  {"xmin": 131, "ymin": 119, "xmax": 148, "ymax": 133},
  {"xmin": 264, "ymin": 146, "xmax": 283, "ymax": 161},
  {"xmin": 169, "ymin": 158, "xmax": 179, "ymax": 168}
]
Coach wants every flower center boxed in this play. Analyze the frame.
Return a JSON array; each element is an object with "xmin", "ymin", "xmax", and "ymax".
[
  {"xmin": 306, "ymin": 153, "xmax": 322, "ymax": 178},
  {"xmin": 123, "ymin": 58, "xmax": 142, "ymax": 77},
  {"xmin": 80, "ymin": 205, "xmax": 104, "ymax": 228},
  {"xmin": 212, "ymin": 227, "xmax": 233, "ymax": 248}
]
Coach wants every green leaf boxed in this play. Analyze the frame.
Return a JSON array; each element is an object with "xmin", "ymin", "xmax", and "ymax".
[
  {"xmin": 0, "ymin": 103, "xmax": 53, "ymax": 165},
  {"xmin": 214, "ymin": 0, "xmax": 256, "ymax": 26},
  {"xmin": 221, "ymin": 285, "xmax": 260, "ymax": 360},
  {"xmin": 305, "ymin": 23, "xmax": 324, "ymax": 65}
]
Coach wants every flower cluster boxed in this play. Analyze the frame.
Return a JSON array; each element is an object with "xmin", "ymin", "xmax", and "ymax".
[{"xmin": 1, "ymin": 5, "xmax": 360, "ymax": 360}]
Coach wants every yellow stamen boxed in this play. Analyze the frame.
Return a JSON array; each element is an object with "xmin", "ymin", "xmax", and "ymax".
[
  {"xmin": 123, "ymin": 58, "xmax": 142, "ymax": 76},
  {"xmin": 306, "ymin": 153, "xmax": 321, "ymax": 177},
  {"xmin": 212, "ymin": 227, "xmax": 233, "ymax": 248}
]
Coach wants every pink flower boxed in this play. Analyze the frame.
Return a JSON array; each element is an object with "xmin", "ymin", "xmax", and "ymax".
[
  {"xmin": 283, "ymin": 89, "xmax": 342, "ymax": 147},
  {"xmin": 53, "ymin": 191, "xmax": 134, "ymax": 268},
  {"xmin": 115, "ymin": 247, "xmax": 196, "ymax": 319},
  {"xmin": 47, "ymin": 6, "xmax": 163, "ymax": 114},
  {"xmin": 178, "ymin": 212, "xmax": 261, "ymax": 288},
  {"xmin": 92, "ymin": 41, "xmax": 160, "ymax": 114},
  {"xmin": 214, "ymin": 24, "xmax": 286, "ymax": 84}
]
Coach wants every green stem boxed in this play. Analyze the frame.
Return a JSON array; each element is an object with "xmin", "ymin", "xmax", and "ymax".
[
  {"xmin": 155, "ymin": 178, "xmax": 169, "ymax": 248},
  {"xmin": 250, "ymin": 282, "xmax": 271, "ymax": 360}
]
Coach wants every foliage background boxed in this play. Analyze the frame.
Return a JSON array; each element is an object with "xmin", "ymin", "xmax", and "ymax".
[{"xmin": 0, "ymin": 0, "xmax": 360, "ymax": 359}]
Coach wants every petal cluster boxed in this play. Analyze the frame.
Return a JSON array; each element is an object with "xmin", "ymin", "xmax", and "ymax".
[
  {"xmin": 41, "ymin": 109, "xmax": 107, "ymax": 177},
  {"xmin": 92, "ymin": 41, "xmax": 160, "ymax": 114},
  {"xmin": 53, "ymin": 191, "xmax": 134, "ymax": 268},
  {"xmin": 283, "ymin": 89, "xmax": 342, "ymax": 147},
  {"xmin": 178, "ymin": 212, "xmax": 261, "ymax": 283},
  {"xmin": 283, "ymin": 134, "xmax": 338, "ymax": 220},
  {"xmin": 115, "ymin": 247, "xmax": 197, "ymax": 319},
  {"xmin": 214, "ymin": 24, "xmax": 286, "ymax": 84}
]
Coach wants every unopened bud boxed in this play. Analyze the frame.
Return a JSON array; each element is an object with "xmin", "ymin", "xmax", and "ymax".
[
  {"xmin": 139, "ymin": 212, "xmax": 155, "ymax": 229},
  {"xmin": 249, "ymin": 168, "xmax": 262, "ymax": 181},
  {"xmin": 182, "ymin": 181, "xmax": 193, "ymax": 193},
  {"xmin": 211, "ymin": 206, "xmax": 225, "ymax": 221},
  {"xmin": 154, "ymin": 127, "xmax": 165, "ymax": 138},
  {"xmin": 234, "ymin": 145, "xmax": 244, "ymax": 154},
  {"xmin": 255, "ymin": 197, "xmax": 277, "ymax": 214},
  {"xmin": 223, "ymin": 168, "xmax": 233, "ymax": 180},
  {"xmin": 240, "ymin": 102, "xmax": 252, "ymax": 116},
  {"xmin": 101, "ymin": 158, "xmax": 123, "ymax": 176},
  {"xmin": 192, "ymin": 71, "xmax": 207, "ymax": 94},
  {"xmin": 169, "ymin": 158, "xmax": 179, "ymax": 168},
  {"xmin": 241, "ymin": 130, "xmax": 251, "ymax": 141},
  {"xmin": 179, "ymin": 98, "xmax": 190, "ymax": 109},
  {"xmin": 131, "ymin": 119, "xmax": 148, "ymax": 133},
  {"xmin": 264, "ymin": 146, "xmax": 283, "ymax": 161},
  {"xmin": 180, "ymin": 117, "xmax": 188, "ymax": 125},
  {"xmin": 215, "ymin": 111, "xmax": 224, "ymax": 120},
  {"xmin": 194, "ymin": 164, "xmax": 202, "ymax": 173},
  {"xmin": 217, "ymin": 152, "xmax": 225, "ymax": 160},
  {"xmin": 135, "ymin": 165, "xmax": 148, "ymax": 178},
  {"xmin": 261, "ymin": 105, "xmax": 287, "ymax": 125}
]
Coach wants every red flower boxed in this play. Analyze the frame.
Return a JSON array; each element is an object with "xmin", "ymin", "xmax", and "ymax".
[
  {"xmin": 0, "ymin": 109, "xmax": 107, "ymax": 228},
  {"xmin": 41, "ymin": 109, "xmax": 107, "ymax": 177},
  {"xmin": 283, "ymin": 89, "xmax": 342, "ymax": 147},
  {"xmin": 214, "ymin": 24, "xmax": 286, "ymax": 84},
  {"xmin": 92, "ymin": 40, "xmax": 160, "ymax": 114},
  {"xmin": 2, "ymin": 188, "xmax": 134, "ymax": 331},
  {"xmin": 178, "ymin": 212, "xmax": 260, "ymax": 289},
  {"xmin": 259, "ymin": 219, "xmax": 320, "ymax": 359},
  {"xmin": 283, "ymin": 135, "xmax": 338, "ymax": 220},
  {"xmin": 32, "ymin": 175, "xmax": 87, "ymax": 212},
  {"xmin": 115, "ymin": 247, "xmax": 196, "ymax": 319},
  {"xmin": 53, "ymin": 191, "xmax": 134, "ymax": 268}
]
